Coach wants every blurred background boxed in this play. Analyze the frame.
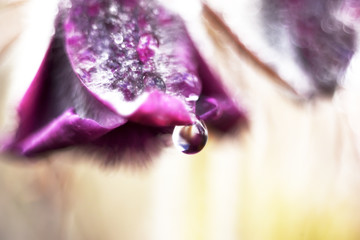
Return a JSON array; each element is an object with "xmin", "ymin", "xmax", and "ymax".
[{"xmin": 1, "ymin": 0, "xmax": 360, "ymax": 239}]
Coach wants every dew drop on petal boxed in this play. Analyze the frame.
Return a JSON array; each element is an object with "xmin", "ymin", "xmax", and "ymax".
[
  {"xmin": 112, "ymin": 34, "xmax": 124, "ymax": 45},
  {"xmin": 172, "ymin": 120, "xmax": 208, "ymax": 154},
  {"xmin": 143, "ymin": 72, "xmax": 166, "ymax": 92},
  {"xmin": 108, "ymin": 3, "xmax": 118, "ymax": 15},
  {"xmin": 136, "ymin": 33, "xmax": 159, "ymax": 63}
]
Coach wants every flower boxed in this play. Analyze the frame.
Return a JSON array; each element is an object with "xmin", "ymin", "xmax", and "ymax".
[
  {"xmin": 3, "ymin": 0, "xmax": 245, "ymax": 161},
  {"xmin": 205, "ymin": 0, "xmax": 357, "ymax": 96},
  {"xmin": 274, "ymin": 0, "xmax": 356, "ymax": 94}
]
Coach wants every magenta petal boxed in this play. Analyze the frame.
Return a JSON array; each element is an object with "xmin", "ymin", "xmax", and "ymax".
[
  {"xmin": 130, "ymin": 91, "xmax": 192, "ymax": 126},
  {"xmin": 196, "ymin": 97, "xmax": 221, "ymax": 121},
  {"xmin": 5, "ymin": 35, "xmax": 126, "ymax": 155},
  {"xmin": 10, "ymin": 109, "xmax": 120, "ymax": 156},
  {"xmin": 197, "ymin": 96, "xmax": 246, "ymax": 132},
  {"xmin": 195, "ymin": 53, "xmax": 246, "ymax": 131},
  {"xmin": 64, "ymin": 0, "xmax": 202, "ymax": 118}
]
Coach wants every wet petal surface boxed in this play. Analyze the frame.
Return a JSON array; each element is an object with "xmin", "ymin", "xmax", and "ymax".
[
  {"xmin": 3, "ymin": 0, "xmax": 246, "ymax": 158},
  {"xmin": 64, "ymin": 0, "xmax": 202, "ymax": 119}
]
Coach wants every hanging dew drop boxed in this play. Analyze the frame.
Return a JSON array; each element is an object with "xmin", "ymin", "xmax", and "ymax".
[{"xmin": 172, "ymin": 120, "xmax": 208, "ymax": 154}]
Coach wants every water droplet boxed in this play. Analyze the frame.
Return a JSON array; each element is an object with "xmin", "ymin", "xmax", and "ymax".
[
  {"xmin": 172, "ymin": 120, "xmax": 208, "ymax": 154},
  {"xmin": 142, "ymin": 61, "xmax": 155, "ymax": 72},
  {"xmin": 142, "ymin": 72, "xmax": 166, "ymax": 92},
  {"xmin": 91, "ymin": 23, "xmax": 99, "ymax": 30},
  {"xmin": 108, "ymin": 4, "xmax": 118, "ymax": 15},
  {"xmin": 186, "ymin": 93, "xmax": 199, "ymax": 102},
  {"xmin": 136, "ymin": 33, "xmax": 159, "ymax": 62},
  {"xmin": 112, "ymin": 34, "xmax": 124, "ymax": 44}
]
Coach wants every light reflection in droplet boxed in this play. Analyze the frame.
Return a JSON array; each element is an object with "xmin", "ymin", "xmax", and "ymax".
[{"xmin": 172, "ymin": 120, "xmax": 208, "ymax": 154}]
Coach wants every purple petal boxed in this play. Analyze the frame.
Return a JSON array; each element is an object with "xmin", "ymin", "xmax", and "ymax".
[
  {"xmin": 129, "ymin": 91, "xmax": 192, "ymax": 126},
  {"xmin": 195, "ymin": 52, "xmax": 246, "ymax": 131},
  {"xmin": 3, "ymin": 0, "xmax": 246, "ymax": 158},
  {"xmin": 205, "ymin": 0, "xmax": 357, "ymax": 96},
  {"xmin": 63, "ymin": 0, "xmax": 201, "ymax": 121},
  {"xmin": 276, "ymin": 0, "xmax": 356, "ymax": 94},
  {"xmin": 11, "ymin": 109, "xmax": 117, "ymax": 156},
  {"xmin": 5, "ymin": 36, "xmax": 126, "ymax": 155}
]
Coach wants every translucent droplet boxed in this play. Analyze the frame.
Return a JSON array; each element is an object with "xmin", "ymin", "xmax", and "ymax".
[
  {"xmin": 112, "ymin": 34, "xmax": 124, "ymax": 44},
  {"xmin": 172, "ymin": 120, "xmax": 208, "ymax": 154},
  {"xmin": 136, "ymin": 33, "xmax": 159, "ymax": 62},
  {"xmin": 142, "ymin": 72, "xmax": 166, "ymax": 92},
  {"xmin": 108, "ymin": 4, "xmax": 118, "ymax": 15}
]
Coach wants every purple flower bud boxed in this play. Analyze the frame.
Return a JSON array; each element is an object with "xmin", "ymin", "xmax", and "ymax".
[{"xmin": 3, "ymin": 0, "xmax": 245, "ymax": 160}]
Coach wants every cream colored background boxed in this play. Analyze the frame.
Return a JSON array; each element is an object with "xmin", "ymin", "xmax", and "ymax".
[{"xmin": 1, "ymin": 0, "xmax": 360, "ymax": 239}]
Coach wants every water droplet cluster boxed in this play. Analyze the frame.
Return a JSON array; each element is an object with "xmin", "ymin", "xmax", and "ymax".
[{"xmin": 64, "ymin": 0, "xmax": 202, "ymax": 107}]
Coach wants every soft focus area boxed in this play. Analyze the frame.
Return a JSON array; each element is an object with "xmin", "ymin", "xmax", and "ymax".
[{"xmin": 1, "ymin": 0, "xmax": 360, "ymax": 239}]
